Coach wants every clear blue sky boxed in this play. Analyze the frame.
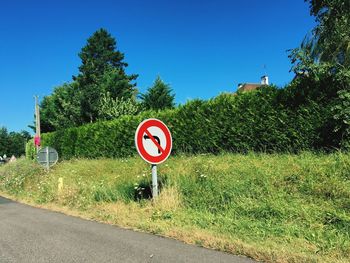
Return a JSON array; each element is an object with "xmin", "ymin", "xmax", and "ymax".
[{"xmin": 0, "ymin": 0, "xmax": 315, "ymax": 132}]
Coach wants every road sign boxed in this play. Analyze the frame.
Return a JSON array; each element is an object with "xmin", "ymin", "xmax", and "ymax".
[
  {"xmin": 37, "ymin": 147, "xmax": 58, "ymax": 169},
  {"xmin": 135, "ymin": 118, "xmax": 172, "ymax": 198},
  {"xmin": 135, "ymin": 118, "xmax": 172, "ymax": 165}
]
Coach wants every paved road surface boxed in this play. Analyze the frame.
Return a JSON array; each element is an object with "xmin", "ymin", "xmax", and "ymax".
[{"xmin": 0, "ymin": 196, "xmax": 255, "ymax": 263}]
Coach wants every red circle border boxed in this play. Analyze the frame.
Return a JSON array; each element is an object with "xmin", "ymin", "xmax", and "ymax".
[{"xmin": 135, "ymin": 119, "xmax": 172, "ymax": 164}]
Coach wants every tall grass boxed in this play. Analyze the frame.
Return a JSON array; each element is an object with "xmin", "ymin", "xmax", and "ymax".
[{"xmin": 1, "ymin": 152, "xmax": 350, "ymax": 262}]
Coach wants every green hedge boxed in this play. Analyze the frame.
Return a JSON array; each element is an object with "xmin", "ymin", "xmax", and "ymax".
[{"xmin": 35, "ymin": 85, "xmax": 337, "ymax": 160}]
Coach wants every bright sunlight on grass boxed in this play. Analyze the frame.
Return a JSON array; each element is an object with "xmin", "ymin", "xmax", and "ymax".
[{"xmin": 1, "ymin": 152, "xmax": 350, "ymax": 263}]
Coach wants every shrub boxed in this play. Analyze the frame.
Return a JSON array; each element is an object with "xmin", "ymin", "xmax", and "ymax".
[
  {"xmin": 98, "ymin": 92, "xmax": 140, "ymax": 120},
  {"xmin": 35, "ymin": 84, "xmax": 343, "ymax": 159},
  {"xmin": 25, "ymin": 139, "xmax": 36, "ymax": 160}
]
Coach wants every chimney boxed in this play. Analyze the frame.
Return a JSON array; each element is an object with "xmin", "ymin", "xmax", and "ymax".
[{"xmin": 261, "ymin": 75, "xmax": 269, "ymax": 85}]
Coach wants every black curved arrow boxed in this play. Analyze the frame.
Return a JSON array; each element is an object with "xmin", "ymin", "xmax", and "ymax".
[{"xmin": 143, "ymin": 134, "xmax": 161, "ymax": 154}]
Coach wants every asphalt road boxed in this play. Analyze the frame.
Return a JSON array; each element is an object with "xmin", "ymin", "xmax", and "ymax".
[{"xmin": 0, "ymin": 196, "xmax": 255, "ymax": 263}]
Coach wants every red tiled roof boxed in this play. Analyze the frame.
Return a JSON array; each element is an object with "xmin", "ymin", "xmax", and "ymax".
[{"xmin": 238, "ymin": 83, "xmax": 262, "ymax": 92}]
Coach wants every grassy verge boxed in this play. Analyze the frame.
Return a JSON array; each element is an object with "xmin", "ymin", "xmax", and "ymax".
[{"xmin": 1, "ymin": 153, "xmax": 350, "ymax": 262}]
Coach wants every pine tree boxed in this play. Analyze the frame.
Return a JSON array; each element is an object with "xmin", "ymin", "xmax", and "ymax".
[
  {"xmin": 140, "ymin": 76, "xmax": 175, "ymax": 111},
  {"xmin": 75, "ymin": 28, "xmax": 137, "ymax": 122}
]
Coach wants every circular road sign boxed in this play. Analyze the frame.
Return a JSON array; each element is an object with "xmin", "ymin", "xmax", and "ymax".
[
  {"xmin": 37, "ymin": 146, "xmax": 59, "ymax": 168},
  {"xmin": 135, "ymin": 118, "xmax": 172, "ymax": 165}
]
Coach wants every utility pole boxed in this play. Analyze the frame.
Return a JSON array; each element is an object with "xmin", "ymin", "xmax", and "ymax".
[{"xmin": 34, "ymin": 96, "xmax": 41, "ymax": 152}]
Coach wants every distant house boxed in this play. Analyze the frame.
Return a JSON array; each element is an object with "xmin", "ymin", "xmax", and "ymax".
[{"xmin": 237, "ymin": 75, "xmax": 269, "ymax": 92}]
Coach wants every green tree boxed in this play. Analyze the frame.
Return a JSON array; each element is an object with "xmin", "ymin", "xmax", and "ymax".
[
  {"xmin": 75, "ymin": 29, "xmax": 137, "ymax": 122},
  {"xmin": 0, "ymin": 127, "xmax": 10, "ymax": 156},
  {"xmin": 98, "ymin": 92, "xmax": 140, "ymax": 120},
  {"xmin": 0, "ymin": 127, "xmax": 30, "ymax": 157},
  {"xmin": 288, "ymin": 0, "xmax": 350, "ymax": 149},
  {"xmin": 296, "ymin": 0, "xmax": 350, "ymax": 67},
  {"xmin": 35, "ymin": 29, "xmax": 138, "ymax": 131},
  {"xmin": 40, "ymin": 82, "xmax": 82, "ymax": 132},
  {"xmin": 8, "ymin": 131, "xmax": 30, "ymax": 157},
  {"xmin": 140, "ymin": 76, "xmax": 175, "ymax": 111}
]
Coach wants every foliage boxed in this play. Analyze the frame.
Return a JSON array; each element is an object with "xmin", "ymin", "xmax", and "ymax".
[
  {"xmin": 0, "ymin": 127, "xmax": 30, "ymax": 157},
  {"xmin": 40, "ymin": 82, "xmax": 82, "ymax": 132},
  {"xmin": 331, "ymin": 69, "xmax": 350, "ymax": 149},
  {"xmin": 0, "ymin": 128, "xmax": 10, "ymax": 156},
  {"xmin": 74, "ymin": 29, "xmax": 137, "ymax": 123},
  {"xmin": 36, "ymin": 84, "xmax": 345, "ymax": 160},
  {"xmin": 1, "ymin": 153, "xmax": 350, "ymax": 262},
  {"xmin": 38, "ymin": 29, "xmax": 138, "ymax": 132},
  {"xmin": 301, "ymin": 0, "xmax": 350, "ymax": 67},
  {"xmin": 140, "ymin": 76, "xmax": 175, "ymax": 111},
  {"xmin": 288, "ymin": 0, "xmax": 350, "ymax": 149},
  {"xmin": 97, "ymin": 66, "xmax": 137, "ymax": 99},
  {"xmin": 25, "ymin": 139, "xmax": 36, "ymax": 160},
  {"xmin": 98, "ymin": 92, "xmax": 140, "ymax": 120},
  {"xmin": 289, "ymin": 47, "xmax": 350, "ymax": 148},
  {"xmin": 333, "ymin": 90, "xmax": 350, "ymax": 148},
  {"xmin": 76, "ymin": 29, "xmax": 132, "ymax": 83}
]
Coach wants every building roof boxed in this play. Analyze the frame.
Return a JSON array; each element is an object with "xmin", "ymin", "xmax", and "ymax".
[{"xmin": 237, "ymin": 83, "xmax": 262, "ymax": 92}]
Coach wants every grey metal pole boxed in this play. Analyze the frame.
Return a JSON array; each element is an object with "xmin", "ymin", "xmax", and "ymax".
[
  {"xmin": 46, "ymin": 147, "xmax": 49, "ymax": 170},
  {"xmin": 151, "ymin": 164, "xmax": 158, "ymax": 198}
]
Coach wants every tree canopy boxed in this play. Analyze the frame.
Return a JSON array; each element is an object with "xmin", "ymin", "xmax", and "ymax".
[
  {"xmin": 74, "ymin": 29, "xmax": 138, "ymax": 123},
  {"xmin": 40, "ymin": 82, "xmax": 82, "ymax": 132},
  {"xmin": 0, "ymin": 127, "xmax": 30, "ymax": 157},
  {"xmin": 76, "ymin": 29, "xmax": 130, "ymax": 83},
  {"xmin": 39, "ymin": 28, "xmax": 138, "ymax": 132},
  {"xmin": 297, "ymin": 0, "xmax": 350, "ymax": 67},
  {"xmin": 288, "ymin": 0, "xmax": 350, "ymax": 149},
  {"xmin": 140, "ymin": 76, "xmax": 175, "ymax": 111}
]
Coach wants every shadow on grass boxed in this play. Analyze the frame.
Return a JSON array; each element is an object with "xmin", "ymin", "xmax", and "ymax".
[{"xmin": 93, "ymin": 177, "xmax": 166, "ymax": 203}]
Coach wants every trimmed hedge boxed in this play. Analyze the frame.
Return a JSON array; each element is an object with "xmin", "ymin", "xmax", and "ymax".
[{"xmin": 33, "ymin": 85, "xmax": 336, "ymax": 160}]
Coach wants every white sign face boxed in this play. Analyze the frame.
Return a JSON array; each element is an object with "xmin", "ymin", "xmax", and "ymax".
[
  {"xmin": 142, "ymin": 126, "xmax": 168, "ymax": 156},
  {"xmin": 135, "ymin": 118, "xmax": 172, "ymax": 165}
]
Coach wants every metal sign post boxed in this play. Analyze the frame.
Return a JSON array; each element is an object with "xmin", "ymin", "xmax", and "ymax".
[
  {"xmin": 135, "ymin": 118, "xmax": 172, "ymax": 199},
  {"xmin": 46, "ymin": 146, "xmax": 49, "ymax": 170},
  {"xmin": 151, "ymin": 164, "xmax": 158, "ymax": 198}
]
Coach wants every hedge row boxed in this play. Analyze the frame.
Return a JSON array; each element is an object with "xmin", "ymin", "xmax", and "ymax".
[{"xmin": 33, "ymin": 85, "xmax": 337, "ymax": 160}]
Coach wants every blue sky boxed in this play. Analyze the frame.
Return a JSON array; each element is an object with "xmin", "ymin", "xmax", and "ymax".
[{"xmin": 0, "ymin": 0, "xmax": 315, "ymax": 132}]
